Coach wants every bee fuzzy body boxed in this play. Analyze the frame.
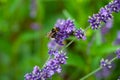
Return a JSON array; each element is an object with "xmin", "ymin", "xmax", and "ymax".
[{"xmin": 47, "ymin": 27, "xmax": 60, "ymax": 38}]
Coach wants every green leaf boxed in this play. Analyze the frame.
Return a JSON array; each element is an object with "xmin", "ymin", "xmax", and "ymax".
[{"xmin": 67, "ymin": 52, "xmax": 86, "ymax": 69}]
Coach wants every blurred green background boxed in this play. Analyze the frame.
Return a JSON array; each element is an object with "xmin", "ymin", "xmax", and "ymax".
[{"xmin": 0, "ymin": 0, "xmax": 120, "ymax": 80}]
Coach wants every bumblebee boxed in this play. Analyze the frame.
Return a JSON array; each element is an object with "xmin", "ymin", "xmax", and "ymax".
[{"xmin": 47, "ymin": 27, "xmax": 60, "ymax": 38}]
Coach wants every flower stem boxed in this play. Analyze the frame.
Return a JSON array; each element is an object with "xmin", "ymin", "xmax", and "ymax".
[
  {"xmin": 79, "ymin": 56, "xmax": 118, "ymax": 80},
  {"xmin": 42, "ymin": 56, "xmax": 51, "ymax": 68},
  {"xmin": 42, "ymin": 38, "xmax": 76, "ymax": 68},
  {"xmin": 61, "ymin": 38, "xmax": 76, "ymax": 51},
  {"xmin": 84, "ymin": 25, "xmax": 90, "ymax": 32},
  {"xmin": 109, "ymin": 56, "xmax": 117, "ymax": 63},
  {"xmin": 80, "ymin": 67, "xmax": 102, "ymax": 80}
]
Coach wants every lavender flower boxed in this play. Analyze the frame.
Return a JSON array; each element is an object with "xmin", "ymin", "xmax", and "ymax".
[
  {"xmin": 88, "ymin": 14, "xmax": 101, "ymax": 29},
  {"xmin": 107, "ymin": 0, "xmax": 120, "ymax": 13},
  {"xmin": 50, "ymin": 19, "xmax": 87, "ymax": 45},
  {"xmin": 96, "ymin": 55, "xmax": 115, "ymax": 79},
  {"xmin": 55, "ymin": 31, "xmax": 69, "ymax": 46},
  {"xmin": 55, "ymin": 19, "xmax": 66, "ymax": 29},
  {"xmin": 99, "ymin": 7, "xmax": 112, "ymax": 23},
  {"xmin": 74, "ymin": 29, "xmax": 86, "ymax": 40},
  {"xmin": 116, "ymin": 48, "xmax": 120, "ymax": 58},
  {"xmin": 48, "ymin": 40, "xmax": 62, "ymax": 50},
  {"xmin": 52, "ymin": 19, "xmax": 76, "ymax": 45},
  {"xmin": 114, "ymin": 31, "xmax": 120, "ymax": 45},
  {"xmin": 41, "ymin": 59, "xmax": 62, "ymax": 78},
  {"xmin": 54, "ymin": 52, "xmax": 68, "ymax": 64},
  {"xmin": 48, "ymin": 40, "xmax": 57, "ymax": 49},
  {"xmin": 88, "ymin": 0, "xmax": 120, "ymax": 29},
  {"xmin": 48, "ymin": 49, "xmax": 59, "ymax": 56},
  {"xmin": 40, "ymin": 51, "xmax": 67, "ymax": 79},
  {"xmin": 25, "ymin": 0, "xmax": 120, "ymax": 80},
  {"xmin": 95, "ymin": 67, "xmax": 111, "ymax": 79},
  {"xmin": 24, "ymin": 66, "xmax": 41, "ymax": 80},
  {"xmin": 101, "ymin": 19, "xmax": 113, "ymax": 42},
  {"xmin": 105, "ymin": 19, "xmax": 113, "ymax": 29},
  {"xmin": 55, "ymin": 19, "xmax": 75, "ymax": 34},
  {"xmin": 25, "ymin": 73, "xmax": 32, "ymax": 80},
  {"xmin": 24, "ymin": 50, "xmax": 68, "ymax": 80},
  {"xmin": 100, "ymin": 58, "xmax": 112, "ymax": 69},
  {"xmin": 101, "ymin": 19, "xmax": 113, "ymax": 35},
  {"xmin": 117, "ymin": 31, "xmax": 120, "ymax": 39}
]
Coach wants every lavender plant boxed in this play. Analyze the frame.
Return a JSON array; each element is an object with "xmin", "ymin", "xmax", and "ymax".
[
  {"xmin": 24, "ymin": 19, "xmax": 86, "ymax": 80},
  {"xmin": 101, "ymin": 19, "xmax": 113, "ymax": 35},
  {"xmin": 114, "ymin": 31, "xmax": 120, "ymax": 45},
  {"xmin": 25, "ymin": 0, "xmax": 120, "ymax": 80},
  {"xmin": 88, "ymin": 0, "xmax": 120, "ymax": 29}
]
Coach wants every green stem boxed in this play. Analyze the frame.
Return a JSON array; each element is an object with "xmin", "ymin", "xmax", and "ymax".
[
  {"xmin": 80, "ymin": 67, "xmax": 102, "ymax": 80},
  {"xmin": 80, "ymin": 56, "xmax": 118, "ymax": 80},
  {"xmin": 84, "ymin": 25, "xmax": 90, "ymax": 32},
  {"xmin": 42, "ymin": 56, "xmax": 51, "ymax": 68},
  {"xmin": 61, "ymin": 38, "xmax": 76, "ymax": 51},
  {"xmin": 109, "ymin": 56, "xmax": 117, "ymax": 63},
  {"xmin": 42, "ymin": 38, "xmax": 76, "ymax": 68}
]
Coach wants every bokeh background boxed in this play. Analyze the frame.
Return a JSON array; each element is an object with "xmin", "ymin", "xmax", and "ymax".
[{"xmin": 0, "ymin": 0, "xmax": 120, "ymax": 80}]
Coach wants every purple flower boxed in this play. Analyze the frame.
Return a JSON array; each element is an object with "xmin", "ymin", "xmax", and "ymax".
[
  {"xmin": 100, "ymin": 58, "xmax": 112, "ymax": 69},
  {"xmin": 48, "ymin": 40, "xmax": 57, "ymax": 49},
  {"xmin": 117, "ymin": 31, "xmax": 120, "ymax": 39},
  {"xmin": 50, "ymin": 19, "xmax": 86, "ymax": 46},
  {"xmin": 55, "ymin": 19, "xmax": 75, "ymax": 34},
  {"xmin": 24, "ymin": 50, "xmax": 68, "ymax": 80},
  {"xmin": 88, "ymin": 0, "xmax": 120, "ymax": 29},
  {"xmin": 40, "ymin": 52, "xmax": 67, "ymax": 79},
  {"xmin": 41, "ymin": 59, "xmax": 61, "ymax": 78},
  {"xmin": 24, "ymin": 73, "xmax": 33, "ymax": 80},
  {"xmin": 96, "ymin": 55, "xmax": 115, "ymax": 79},
  {"xmin": 96, "ymin": 67, "xmax": 111, "ymax": 79},
  {"xmin": 105, "ymin": 19, "xmax": 113, "ymax": 28},
  {"xmin": 99, "ymin": 7, "xmax": 112, "ymax": 23},
  {"xmin": 48, "ymin": 49, "xmax": 59, "ymax": 56},
  {"xmin": 64, "ymin": 19, "xmax": 75, "ymax": 33},
  {"xmin": 24, "ymin": 66, "xmax": 41, "ymax": 80},
  {"xmin": 46, "ymin": 59, "xmax": 62, "ymax": 73},
  {"xmin": 54, "ymin": 52, "xmax": 68, "ymax": 64},
  {"xmin": 55, "ymin": 19, "xmax": 66, "ymax": 29},
  {"xmin": 114, "ymin": 31, "xmax": 120, "ymax": 45},
  {"xmin": 107, "ymin": 0, "xmax": 120, "ymax": 13},
  {"xmin": 55, "ymin": 31, "xmax": 69, "ymax": 46},
  {"xmin": 48, "ymin": 40, "xmax": 62, "ymax": 50},
  {"xmin": 101, "ymin": 19, "xmax": 113, "ymax": 42},
  {"xmin": 32, "ymin": 66, "xmax": 41, "ymax": 75},
  {"xmin": 116, "ymin": 48, "xmax": 120, "ymax": 59},
  {"xmin": 88, "ymin": 14, "xmax": 101, "ymax": 29},
  {"xmin": 101, "ymin": 23, "xmax": 112, "ymax": 35},
  {"xmin": 52, "ymin": 19, "xmax": 76, "ymax": 45},
  {"xmin": 101, "ymin": 19, "xmax": 113, "ymax": 35},
  {"xmin": 74, "ymin": 29, "xmax": 86, "ymax": 40}
]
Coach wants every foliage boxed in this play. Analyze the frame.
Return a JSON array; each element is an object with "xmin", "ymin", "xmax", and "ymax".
[{"xmin": 0, "ymin": 0, "xmax": 120, "ymax": 80}]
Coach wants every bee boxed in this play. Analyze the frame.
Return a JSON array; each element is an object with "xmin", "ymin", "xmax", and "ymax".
[{"xmin": 47, "ymin": 27, "xmax": 60, "ymax": 38}]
